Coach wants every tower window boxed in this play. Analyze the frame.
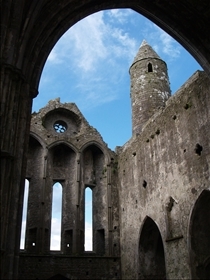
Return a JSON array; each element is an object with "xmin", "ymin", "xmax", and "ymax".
[{"xmin": 148, "ymin": 63, "xmax": 153, "ymax": 72}]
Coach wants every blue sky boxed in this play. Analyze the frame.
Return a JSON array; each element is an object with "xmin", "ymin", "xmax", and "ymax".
[
  {"xmin": 33, "ymin": 8, "xmax": 202, "ymax": 151},
  {"xmin": 21, "ymin": 8, "xmax": 202, "ymax": 251}
]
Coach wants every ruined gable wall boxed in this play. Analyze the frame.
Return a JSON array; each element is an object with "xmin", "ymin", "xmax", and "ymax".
[
  {"xmin": 118, "ymin": 71, "xmax": 210, "ymax": 279},
  {"xmin": 19, "ymin": 99, "xmax": 120, "ymax": 279}
]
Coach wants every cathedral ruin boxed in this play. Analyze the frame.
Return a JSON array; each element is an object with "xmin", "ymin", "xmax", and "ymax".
[
  {"xmin": 1, "ymin": 1, "xmax": 210, "ymax": 279},
  {"xmin": 17, "ymin": 41, "xmax": 210, "ymax": 279}
]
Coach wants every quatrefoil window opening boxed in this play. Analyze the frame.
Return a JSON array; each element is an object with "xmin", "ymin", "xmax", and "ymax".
[{"xmin": 53, "ymin": 120, "xmax": 67, "ymax": 133}]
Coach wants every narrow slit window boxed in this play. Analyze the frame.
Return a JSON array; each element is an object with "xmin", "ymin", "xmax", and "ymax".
[
  {"xmin": 148, "ymin": 63, "xmax": 153, "ymax": 72},
  {"xmin": 50, "ymin": 182, "xmax": 62, "ymax": 250},
  {"xmin": 20, "ymin": 179, "xmax": 29, "ymax": 249},
  {"xmin": 85, "ymin": 187, "xmax": 93, "ymax": 251}
]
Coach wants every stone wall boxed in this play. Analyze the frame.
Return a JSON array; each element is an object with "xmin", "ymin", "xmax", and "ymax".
[
  {"xmin": 118, "ymin": 71, "xmax": 210, "ymax": 279},
  {"xmin": 19, "ymin": 99, "xmax": 120, "ymax": 279},
  {"xmin": 19, "ymin": 254, "xmax": 121, "ymax": 279},
  {"xmin": 18, "ymin": 71, "xmax": 210, "ymax": 279}
]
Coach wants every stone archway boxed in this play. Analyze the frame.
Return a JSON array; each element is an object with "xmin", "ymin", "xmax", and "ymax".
[
  {"xmin": 1, "ymin": 1, "xmax": 210, "ymax": 279},
  {"xmin": 190, "ymin": 190, "xmax": 210, "ymax": 279},
  {"xmin": 1, "ymin": 2, "xmax": 210, "ymax": 102},
  {"xmin": 139, "ymin": 217, "xmax": 166, "ymax": 279}
]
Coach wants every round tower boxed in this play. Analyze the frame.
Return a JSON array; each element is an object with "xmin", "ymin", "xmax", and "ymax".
[{"xmin": 130, "ymin": 40, "xmax": 171, "ymax": 135}]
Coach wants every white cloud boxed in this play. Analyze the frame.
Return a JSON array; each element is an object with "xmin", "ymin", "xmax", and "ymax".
[
  {"xmin": 85, "ymin": 222, "xmax": 93, "ymax": 251},
  {"xmin": 48, "ymin": 10, "xmax": 137, "ymax": 72},
  {"xmin": 40, "ymin": 9, "xmax": 138, "ymax": 109},
  {"xmin": 110, "ymin": 28, "xmax": 136, "ymax": 60},
  {"xmin": 51, "ymin": 12, "xmax": 108, "ymax": 72},
  {"xmin": 50, "ymin": 183, "xmax": 62, "ymax": 250},
  {"xmin": 50, "ymin": 218, "xmax": 61, "ymax": 250},
  {"xmin": 154, "ymin": 25, "xmax": 181, "ymax": 58},
  {"xmin": 68, "ymin": 14, "xmax": 108, "ymax": 71},
  {"xmin": 87, "ymin": 90, "xmax": 118, "ymax": 108},
  {"xmin": 142, "ymin": 22, "xmax": 181, "ymax": 60},
  {"xmin": 108, "ymin": 9, "xmax": 133, "ymax": 24}
]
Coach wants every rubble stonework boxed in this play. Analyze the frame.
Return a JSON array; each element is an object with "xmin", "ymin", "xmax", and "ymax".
[
  {"xmin": 18, "ymin": 42, "xmax": 210, "ymax": 279},
  {"xmin": 20, "ymin": 98, "xmax": 120, "ymax": 279},
  {"xmin": 130, "ymin": 40, "xmax": 171, "ymax": 135},
  {"xmin": 1, "ymin": 2, "xmax": 210, "ymax": 279}
]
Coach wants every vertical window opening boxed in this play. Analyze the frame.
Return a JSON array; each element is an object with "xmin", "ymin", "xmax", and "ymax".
[
  {"xmin": 50, "ymin": 182, "xmax": 62, "ymax": 250},
  {"xmin": 85, "ymin": 187, "xmax": 93, "ymax": 251},
  {"xmin": 20, "ymin": 179, "xmax": 29, "ymax": 249},
  {"xmin": 148, "ymin": 63, "xmax": 153, "ymax": 72}
]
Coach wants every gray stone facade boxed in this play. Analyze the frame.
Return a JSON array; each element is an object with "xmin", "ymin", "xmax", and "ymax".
[
  {"xmin": 130, "ymin": 40, "xmax": 171, "ymax": 135},
  {"xmin": 1, "ymin": 2, "xmax": 210, "ymax": 279},
  {"xmin": 20, "ymin": 100, "xmax": 120, "ymax": 279},
  {"xmin": 118, "ymin": 68, "xmax": 210, "ymax": 279},
  {"xmin": 18, "ymin": 43, "xmax": 210, "ymax": 279}
]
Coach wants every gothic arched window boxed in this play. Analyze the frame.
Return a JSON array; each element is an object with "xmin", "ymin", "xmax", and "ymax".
[
  {"xmin": 20, "ymin": 179, "xmax": 29, "ymax": 249},
  {"xmin": 50, "ymin": 182, "xmax": 62, "ymax": 250},
  {"xmin": 148, "ymin": 63, "xmax": 153, "ymax": 72},
  {"xmin": 85, "ymin": 186, "xmax": 93, "ymax": 251}
]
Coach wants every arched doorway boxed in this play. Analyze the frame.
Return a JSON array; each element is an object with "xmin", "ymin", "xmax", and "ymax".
[
  {"xmin": 139, "ymin": 217, "xmax": 166, "ymax": 279},
  {"xmin": 190, "ymin": 190, "xmax": 210, "ymax": 279}
]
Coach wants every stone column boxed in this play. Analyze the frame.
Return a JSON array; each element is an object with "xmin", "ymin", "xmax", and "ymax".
[
  {"xmin": 107, "ymin": 163, "xmax": 113, "ymax": 256},
  {"xmin": 75, "ymin": 153, "xmax": 81, "ymax": 253},
  {"xmin": 1, "ymin": 64, "xmax": 34, "ymax": 279}
]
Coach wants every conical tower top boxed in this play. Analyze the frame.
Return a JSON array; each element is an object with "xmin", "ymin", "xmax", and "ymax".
[
  {"xmin": 129, "ymin": 39, "xmax": 171, "ymax": 136},
  {"xmin": 131, "ymin": 40, "xmax": 160, "ymax": 68}
]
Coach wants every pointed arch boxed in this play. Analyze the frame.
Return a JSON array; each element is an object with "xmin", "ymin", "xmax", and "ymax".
[
  {"xmin": 27, "ymin": 134, "xmax": 44, "ymax": 158},
  {"xmin": 139, "ymin": 216, "xmax": 166, "ymax": 279},
  {"xmin": 80, "ymin": 141, "xmax": 110, "ymax": 163},
  {"xmin": 81, "ymin": 143, "xmax": 106, "ymax": 255},
  {"xmin": 48, "ymin": 141, "xmax": 78, "ymax": 154},
  {"xmin": 48, "ymin": 143, "xmax": 76, "ymax": 169},
  {"xmin": 148, "ymin": 62, "xmax": 153, "ymax": 72},
  {"xmin": 17, "ymin": 1, "xmax": 210, "ymax": 92},
  {"xmin": 29, "ymin": 132, "xmax": 46, "ymax": 149},
  {"xmin": 82, "ymin": 143, "xmax": 105, "ymax": 186},
  {"xmin": 189, "ymin": 190, "xmax": 210, "ymax": 279}
]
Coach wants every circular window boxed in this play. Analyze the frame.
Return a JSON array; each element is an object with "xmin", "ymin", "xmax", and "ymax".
[{"xmin": 53, "ymin": 120, "xmax": 67, "ymax": 133}]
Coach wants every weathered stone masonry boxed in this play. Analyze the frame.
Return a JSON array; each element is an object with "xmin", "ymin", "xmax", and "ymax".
[
  {"xmin": 18, "ymin": 42, "xmax": 210, "ymax": 279},
  {"xmin": 19, "ymin": 100, "xmax": 120, "ymax": 279},
  {"xmin": 1, "ymin": 3, "xmax": 210, "ymax": 278},
  {"xmin": 1, "ymin": 2, "xmax": 210, "ymax": 279},
  {"xmin": 130, "ymin": 40, "xmax": 171, "ymax": 135},
  {"xmin": 118, "ymin": 69, "xmax": 210, "ymax": 279}
]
